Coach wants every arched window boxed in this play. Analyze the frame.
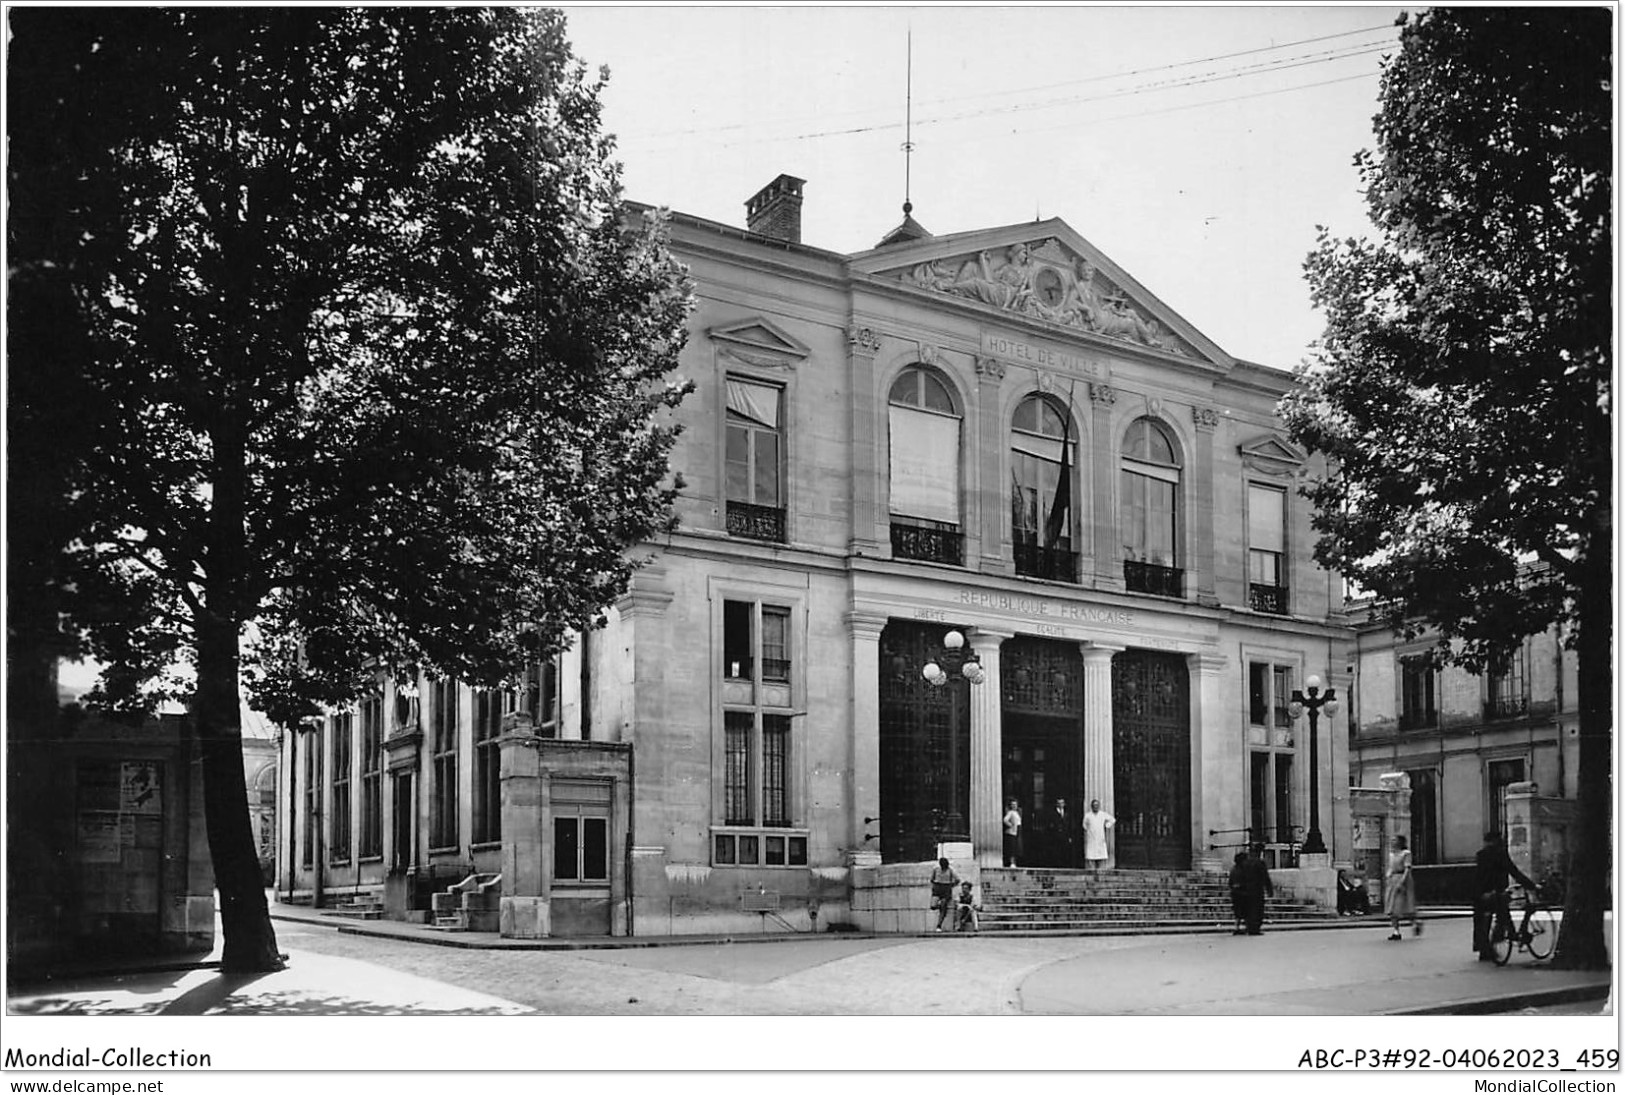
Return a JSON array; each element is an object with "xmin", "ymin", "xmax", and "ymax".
[
  {"xmin": 1121, "ymin": 417, "xmax": 1182, "ymax": 596},
  {"xmin": 888, "ymin": 366, "xmax": 963, "ymax": 565},
  {"xmin": 1010, "ymin": 394, "xmax": 1078, "ymax": 582}
]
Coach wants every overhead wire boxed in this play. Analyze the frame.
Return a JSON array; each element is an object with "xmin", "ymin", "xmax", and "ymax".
[
  {"xmin": 721, "ymin": 43, "xmax": 1395, "ymax": 148},
  {"xmin": 612, "ymin": 22, "xmax": 1401, "ymax": 145}
]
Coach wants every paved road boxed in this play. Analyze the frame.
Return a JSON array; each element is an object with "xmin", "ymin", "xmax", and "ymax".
[{"xmin": 8, "ymin": 909, "xmax": 1610, "ymax": 1018}]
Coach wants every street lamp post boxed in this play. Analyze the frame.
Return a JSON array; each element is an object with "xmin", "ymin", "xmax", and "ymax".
[
  {"xmin": 921, "ymin": 629, "xmax": 984, "ymax": 841},
  {"xmin": 1288, "ymin": 674, "xmax": 1339, "ymax": 857}
]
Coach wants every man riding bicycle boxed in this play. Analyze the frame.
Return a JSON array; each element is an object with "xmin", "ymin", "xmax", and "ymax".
[{"xmin": 1473, "ymin": 829, "xmax": 1538, "ymax": 962}]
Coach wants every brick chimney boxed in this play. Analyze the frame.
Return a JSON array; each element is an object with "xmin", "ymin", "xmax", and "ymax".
[{"xmin": 745, "ymin": 174, "xmax": 805, "ymax": 244}]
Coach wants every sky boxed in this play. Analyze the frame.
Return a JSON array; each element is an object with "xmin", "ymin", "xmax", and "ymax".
[{"xmin": 561, "ymin": 4, "xmax": 1413, "ymax": 371}]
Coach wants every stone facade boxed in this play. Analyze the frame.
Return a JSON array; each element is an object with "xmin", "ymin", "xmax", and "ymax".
[
  {"xmin": 1348, "ymin": 602, "xmax": 1577, "ymax": 870},
  {"xmin": 276, "ymin": 184, "xmax": 1358, "ymax": 935}
]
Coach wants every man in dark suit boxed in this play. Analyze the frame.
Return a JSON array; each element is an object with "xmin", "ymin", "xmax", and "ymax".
[
  {"xmin": 1043, "ymin": 797, "xmax": 1076, "ymax": 867},
  {"xmin": 1473, "ymin": 829, "xmax": 1538, "ymax": 961}
]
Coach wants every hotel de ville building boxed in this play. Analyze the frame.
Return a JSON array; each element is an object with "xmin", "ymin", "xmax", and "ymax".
[{"xmin": 277, "ymin": 176, "xmax": 1358, "ymax": 937}]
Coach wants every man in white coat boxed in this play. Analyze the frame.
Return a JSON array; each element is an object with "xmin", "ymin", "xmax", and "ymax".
[{"xmin": 1082, "ymin": 798, "xmax": 1115, "ymax": 872}]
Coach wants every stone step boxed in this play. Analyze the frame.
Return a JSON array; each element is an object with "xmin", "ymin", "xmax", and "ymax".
[{"xmin": 971, "ymin": 866, "xmax": 1337, "ymax": 932}]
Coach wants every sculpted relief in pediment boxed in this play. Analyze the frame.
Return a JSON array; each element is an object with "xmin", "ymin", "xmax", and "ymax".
[{"xmin": 899, "ymin": 238, "xmax": 1192, "ymax": 357}]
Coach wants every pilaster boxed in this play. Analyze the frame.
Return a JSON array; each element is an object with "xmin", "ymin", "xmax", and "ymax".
[
  {"xmin": 1188, "ymin": 650, "xmax": 1233, "ymax": 872},
  {"xmin": 1191, "ymin": 406, "xmax": 1220, "ymax": 606},
  {"xmin": 615, "ymin": 565, "xmax": 674, "ymax": 746},
  {"xmin": 1089, "ymin": 382, "xmax": 1120, "ymax": 589},
  {"xmin": 1080, "ymin": 643, "xmax": 1123, "ymax": 868},
  {"xmin": 846, "ymin": 609, "xmax": 889, "ymax": 863},
  {"xmin": 975, "ymin": 356, "xmax": 1008, "ymax": 571},
  {"xmin": 968, "ymin": 628, "xmax": 1013, "ymax": 867},
  {"xmin": 847, "ymin": 325, "xmax": 885, "ymax": 557}
]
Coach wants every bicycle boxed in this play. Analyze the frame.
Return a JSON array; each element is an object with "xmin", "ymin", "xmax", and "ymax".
[{"xmin": 1488, "ymin": 885, "xmax": 1559, "ymax": 965}]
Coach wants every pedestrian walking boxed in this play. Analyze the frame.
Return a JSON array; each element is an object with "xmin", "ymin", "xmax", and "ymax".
[
  {"xmin": 954, "ymin": 880, "xmax": 980, "ymax": 932},
  {"xmin": 1081, "ymin": 798, "xmax": 1114, "ymax": 871},
  {"xmin": 1238, "ymin": 842, "xmax": 1274, "ymax": 935},
  {"xmin": 1384, "ymin": 834, "xmax": 1420, "ymax": 940},
  {"xmin": 1002, "ymin": 800, "xmax": 1023, "ymax": 867},
  {"xmin": 1471, "ymin": 829, "xmax": 1537, "ymax": 961},
  {"xmin": 929, "ymin": 857, "xmax": 959, "ymax": 931}
]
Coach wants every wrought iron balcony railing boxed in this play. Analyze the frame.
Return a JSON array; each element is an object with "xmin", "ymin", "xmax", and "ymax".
[
  {"xmin": 726, "ymin": 501, "xmax": 786, "ymax": 543},
  {"xmin": 1124, "ymin": 559, "xmax": 1185, "ymax": 598},
  {"xmin": 1248, "ymin": 583, "xmax": 1289, "ymax": 614},
  {"xmin": 1484, "ymin": 696, "xmax": 1530, "ymax": 721},
  {"xmin": 890, "ymin": 519, "xmax": 965, "ymax": 566},
  {"xmin": 1013, "ymin": 541, "xmax": 1080, "ymax": 584}
]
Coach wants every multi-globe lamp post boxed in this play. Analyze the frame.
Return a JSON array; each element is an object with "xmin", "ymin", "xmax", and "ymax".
[
  {"xmin": 1288, "ymin": 673, "xmax": 1339, "ymax": 856},
  {"xmin": 921, "ymin": 629, "xmax": 984, "ymax": 842}
]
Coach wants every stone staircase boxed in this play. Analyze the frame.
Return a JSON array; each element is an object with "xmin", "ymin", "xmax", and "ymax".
[
  {"xmin": 322, "ymin": 891, "xmax": 384, "ymax": 920},
  {"xmin": 429, "ymin": 872, "xmax": 502, "ymax": 932},
  {"xmin": 976, "ymin": 867, "xmax": 1337, "ymax": 932}
]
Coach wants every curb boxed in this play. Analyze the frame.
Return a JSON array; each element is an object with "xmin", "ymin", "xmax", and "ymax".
[
  {"xmin": 1385, "ymin": 982, "xmax": 1612, "ymax": 1015},
  {"xmin": 269, "ymin": 906, "xmax": 1470, "ymax": 951}
]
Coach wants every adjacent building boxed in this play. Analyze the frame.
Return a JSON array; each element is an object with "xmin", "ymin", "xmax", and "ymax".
[
  {"xmin": 276, "ymin": 176, "xmax": 1359, "ymax": 936},
  {"xmin": 1347, "ymin": 588, "xmax": 1579, "ymax": 899}
]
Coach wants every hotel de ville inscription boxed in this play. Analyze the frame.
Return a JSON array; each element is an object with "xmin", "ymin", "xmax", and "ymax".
[{"xmin": 980, "ymin": 331, "xmax": 1101, "ymax": 379}]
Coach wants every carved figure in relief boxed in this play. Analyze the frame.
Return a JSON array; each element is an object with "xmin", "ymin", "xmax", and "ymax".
[{"xmin": 955, "ymin": 244, "xmax": 1036, "ymax": 310}]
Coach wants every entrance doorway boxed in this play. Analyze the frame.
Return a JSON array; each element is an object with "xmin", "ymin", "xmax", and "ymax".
[
  {"xmin": 1111, "ymin": 649, "xmax": 1191, "ymax": 869},
  {"xmin": 878, "ymin": 621, "xmax": 971, "ymax": 864},
  {"xmin": 1001, "ymin": 638, "xmax": 1083, "ymax": 867}
]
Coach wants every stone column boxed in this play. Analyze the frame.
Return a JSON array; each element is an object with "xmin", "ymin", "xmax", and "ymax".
[
  {"xmin": 846, "ymin": 609, "xmax": 889, "ymax": 867},
  {"xmin": 974, "ymin": 357, "xmax": 1007, "ymax": 570},
  {"xmin": 968, "ymin": 628, "xmax": 1012, "ymax": 867},
  {"xmin": 1191, "ymin": 406, "xmax": 1220, "ymax": 605},
  {"xmin": 847, "ymin": 326, "xmax": 885, "ymax": 557},
  {"xmin": 1089, "ymin": 382, "xmax": 1120, "ymax": 589},
  {"xmin": 499, "ymin": 729, "xmax": 547, "ymax": 938},
  {"xmin": 1188, "ymin": 650, "xmax": 1233, "ymax": 872},
  {"xmin": 1080, "ymin": 644, "xmax": 1123, "ymax": 835}
]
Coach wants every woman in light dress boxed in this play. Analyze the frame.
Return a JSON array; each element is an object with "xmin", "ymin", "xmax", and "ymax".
[{"xmin": 1385, "ymin": 834, "xmax": 1421, "ymax": 940}]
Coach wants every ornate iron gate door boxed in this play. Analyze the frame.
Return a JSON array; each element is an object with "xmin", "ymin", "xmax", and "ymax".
[
  {"xmin": 879, "ymin": 622, "xmax": 970, "ymax": 864},
  {"xmin": 1111, "ymin": 650, "xmax": 1191, "ymax": 869},
  {"xmin": 1000, "ymin": 638, "xmax": 1083, "ymax": 867}
]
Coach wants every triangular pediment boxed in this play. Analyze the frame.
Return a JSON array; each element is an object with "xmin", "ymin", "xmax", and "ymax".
[
  {"xmin": 707, "ymin": 316, "xmax": 811, "ymax": 364},
  {"xmin": 1239, "ymin": 433, "xmax": 1308, "ymax": 475},
  {"xmin": 851, "ymin": 220, "xmax": 1232, "ymax": 369}
]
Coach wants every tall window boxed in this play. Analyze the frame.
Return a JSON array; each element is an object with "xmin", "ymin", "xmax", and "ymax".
[
  {"xmin": 301, "ymin": 728, "xmax": 321, "ymax": 869},
  {"xmin": 1486, "ymin": 646, "xmax": 1528, "ymax": 720},
  {"xmin": 1248, "ymin": 484, "xmax": 1288, "ymax": 613},
  {"xmin": 1487, "ymin": 757, "xmax": 1527, "ymax": 837},
  {"xmin": 1247, "ymin": 661, "xmax": 1297, "ymax": 847},
  {"xmin": 522, "ymin": 658, "xmax": 560, "ymax": 738},
  {"xmin": 359, "ymin": 695, "xmax": 383, "ymax": 858},
  {"xmin": 1407, "ymin": 767, "xmax": 1439, "ymax": 863},
  {"xmin": 725, "ymin": 376, "xmax": 785, "ymax": 542},
  {"xmin": 1010, "ymin": 394, "xmax": 1077, "ymax": 582},
  {"xmin": 429, "ymin": 679, "xmax": 458, "ymax": 851},
  {"xmin": 888, "ymin": 366, "xmax": 964, "ymax": 565},
  {"xmin": 473, "ymin": 689, "xmax": 504, "ymax": 844},
  {"xmin": 717, "ymin": 598, "xmax": 803, "ymax": 866},
  {"xmin": 1121, "ymin": 418, "xmax": 1182, "ymax": 596},
  {"xmin": 1400, "ymin": 654, "xmax": 1438, "ymax": 730},
  {"xmin": 330, "ymin": 713, "xmax": 353, "ymax": 864}
]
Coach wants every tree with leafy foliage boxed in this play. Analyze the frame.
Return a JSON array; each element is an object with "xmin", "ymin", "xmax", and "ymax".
[
  {"xmin": 8, "ymin": 8, "xmax": 691, "ymax": 972},
  {"xmin": 1281, "ymin": 8, "xmax": 1611, "ymax": 969}
]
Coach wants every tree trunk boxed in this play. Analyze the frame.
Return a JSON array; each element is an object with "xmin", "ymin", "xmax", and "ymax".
[
  {"xmin": 195, "ymin": 610, "xmax": 284, "ymax": 973},
  {"xmin": 1551, "ymin": 536, "xmax": 1612, "ymax": 970}
]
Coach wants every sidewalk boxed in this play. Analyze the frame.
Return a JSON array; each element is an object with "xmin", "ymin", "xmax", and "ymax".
[{"xmin": 5, "ymin": 903, "xmax": 1610, "ymax": 1016}]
